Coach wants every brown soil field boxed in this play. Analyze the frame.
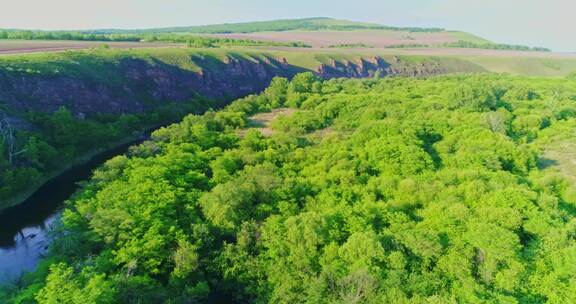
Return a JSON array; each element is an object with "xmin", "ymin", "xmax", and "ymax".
[
  {"xmin": 209, "ymin": 30, "xmax": 465, "ymax": 48},
  {"xmin": 0, "ymin": 40, "xmax": 181, "ymax": 55}
]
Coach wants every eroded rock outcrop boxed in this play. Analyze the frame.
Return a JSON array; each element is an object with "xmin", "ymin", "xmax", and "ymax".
[
  {"xmin": 316, "ymin": 56, "xmax": 449, "ymax": 78},
  {"xmin": 0, "ymin": 54, "xmax": 457, "ymax": 116}
]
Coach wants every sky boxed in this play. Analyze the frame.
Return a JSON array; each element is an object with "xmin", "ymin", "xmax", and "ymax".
[{"xmin": 0, "ymin": 0, "xmax": 574, "ymax": 51}]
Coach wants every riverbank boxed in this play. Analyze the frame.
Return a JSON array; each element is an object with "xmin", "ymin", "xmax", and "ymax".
[
  {"xmin": 0, "ymin": 127, "xmax": 153, "ymax": 213},
  {"xmin": 0, "ymin": 129, "xmax": 153, "ymax": 284}
]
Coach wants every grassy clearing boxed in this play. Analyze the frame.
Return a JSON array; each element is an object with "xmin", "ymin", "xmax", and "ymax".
[
  {"xmin": 241, "ymin": 108, "xmax": 296, "ymax": 137},
  {"xmin": 542, "ymin": 141, "xmax": 576, "ymax": 182}
]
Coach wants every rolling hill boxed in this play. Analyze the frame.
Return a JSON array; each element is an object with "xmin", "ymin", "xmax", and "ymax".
[
  {"xmin": 82, "ymin": 17, "xmax": 487, "ymax": 48},
  {"xmin": 3, "ymin": 14, "xmax": 576, "ymax": 304},
  {"xmin": 86, "ymin": 17, "xmax": 445, "ymax": 34}
]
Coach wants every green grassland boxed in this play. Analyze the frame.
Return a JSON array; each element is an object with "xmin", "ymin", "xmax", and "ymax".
[
  {"xmin": 2, "ymin": 46, "xmax": 576, "ymax": 78},
  {"xmin": 446, "ymin": 31, "xmax": 493, "ymax": 44},
  {"xmin": 88, "ymin": 17, "xmax": 445, "ymax": 34},
  {"xmin": 0, "ymin": 48, "xmax": 487, "ymax": 84},
  {"xmin": 464, "ymin": 55, "xmax": 576, "ymax": 77}
]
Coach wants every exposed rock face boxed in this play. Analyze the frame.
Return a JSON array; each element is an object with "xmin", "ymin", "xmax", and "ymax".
[
  {"xmin": 0, "ymin": 56, "xmax": 297, "ymax": 115},
  {"xmin": 0, "ymin": 55, "xmax": 449, "ymax": 116},
  {"xmin": 316, "ymin": 56, "xmax": 448, "ymax": 78}
]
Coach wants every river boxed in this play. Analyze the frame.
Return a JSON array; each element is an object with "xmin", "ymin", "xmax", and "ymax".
[{"xmin": 0, "ymin": 135, "xmax": 146, "ymax": 284}]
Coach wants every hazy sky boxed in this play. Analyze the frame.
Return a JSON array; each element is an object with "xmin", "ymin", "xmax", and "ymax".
[{"xmin": 0, "ymin": 0, "xmax": 574, "ymax": 51}]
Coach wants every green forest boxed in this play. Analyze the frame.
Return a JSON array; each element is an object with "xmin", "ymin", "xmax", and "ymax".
[
  {"xmin": 0, "ymin": 99, "xmax": 217, "ymax": 209},
  {"xmin": 3, "ymin": 73, "xmax": 576, "ymax": 303}
]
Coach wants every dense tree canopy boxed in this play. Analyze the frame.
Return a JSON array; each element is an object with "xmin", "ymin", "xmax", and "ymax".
[
  {"xmin": 3, "ymin": 73, "xmax": 576, "ymax": 303},
  {"xmin": 0, "ymin": 99, "xmax": 213, "ymax": 208}
]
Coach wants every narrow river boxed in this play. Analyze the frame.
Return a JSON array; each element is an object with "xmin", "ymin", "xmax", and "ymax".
[{"xmin": 0, "ymin": 135, "xmax": 147, "ymax": 284}]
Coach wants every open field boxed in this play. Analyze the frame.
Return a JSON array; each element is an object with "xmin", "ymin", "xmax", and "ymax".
[
  {"xmin": 260, "ymin": 46, "xmax": 576, "ymax": 76},
  {"xmin": 264, "ymin": 45, "xmax": 576, "ymax": 60},
  {"xmin": 209, "ymin": 30, "xmax": 490, "ymax": 48},
  {"xmin": 0, "ymin": 40, "xmax": 182, "ymax": 55}
]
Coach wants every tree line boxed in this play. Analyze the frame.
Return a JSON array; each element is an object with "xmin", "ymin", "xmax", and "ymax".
[
  {"xmin": 0, "ymin": 30, "xmax": 310, "ymax": 48},
  {"xmin": 443, "ymin": 40, "xmax": 551, "ymax": 52},
  {"xmin": 0, "ymin": 99, "xmax": 216, "ymax": 209}
]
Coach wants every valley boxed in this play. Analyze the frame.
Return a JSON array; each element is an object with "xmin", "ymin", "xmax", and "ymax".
[
  {"xmin": 0, "ymin": 15, "xmax": 576, "ymax": 304},
  {"xmin": 3, "ymin": 73, "xmax": 576, "ymax": 302},
  {"xmin": 0, "ymin": 48, "xmax": 483, "ymax": 211}
]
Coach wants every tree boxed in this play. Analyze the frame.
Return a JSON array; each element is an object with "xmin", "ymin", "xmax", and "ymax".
[
  {"xmin": 47, "ymin": 107, "xmax": 79, "ymax": 145},
  {"xmin": 265, "ymin": 77, "xmax": 289, "ymax": 108},
  {"xmin": 36, "ymin": 263, "xmax": 116, "ymax": 304},
  {"xmin": 448, "ymin": 84, "xmax": 498, "ymax": 111},
  {"xmin": 0, "ymin": 113, "xmax": 26, "ymax": 165},
  {"xmin": 484, "ymin": 111, "xmax": 509, "ymax": 134},
  {"xmin": 289, "ymin": 72, "xmax": 318, "ymax": 94},
  {"xmin": 23, "ymin": 136, "xmax": 59, "ymax": 170},
  {"xmin": 171, "ymin": 240, "xmax": 200, "ymax": 279},
  {"xmin": 200, "ymin": 164, "xmax": 280, "ymax": 230}
]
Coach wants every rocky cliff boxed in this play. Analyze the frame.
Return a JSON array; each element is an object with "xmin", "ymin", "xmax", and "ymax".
[
  {"xmin": 316, "ymin": 56, "xmax": 451, "ymax": 78},
  {"xmin": 0, "ymin": 52, "xmax": 476, "ymax": 116},
  {"xmin": 0, "ymin": 55, "xmax": 293, "ymax": 115}
]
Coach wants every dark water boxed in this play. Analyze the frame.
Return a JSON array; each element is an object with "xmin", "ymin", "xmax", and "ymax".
[{"xmin": 0, "ymin": 135, "xmax": 146, "ymax": 283}]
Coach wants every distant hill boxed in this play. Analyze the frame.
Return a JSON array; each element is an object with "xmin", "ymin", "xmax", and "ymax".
[
  {"xmin": 86, "ymin": 17, "xmax": 446, "ymax": 34},
  {"xmin": 1, "ymin": 17, "xmax": 555, "ymax": 53}
]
